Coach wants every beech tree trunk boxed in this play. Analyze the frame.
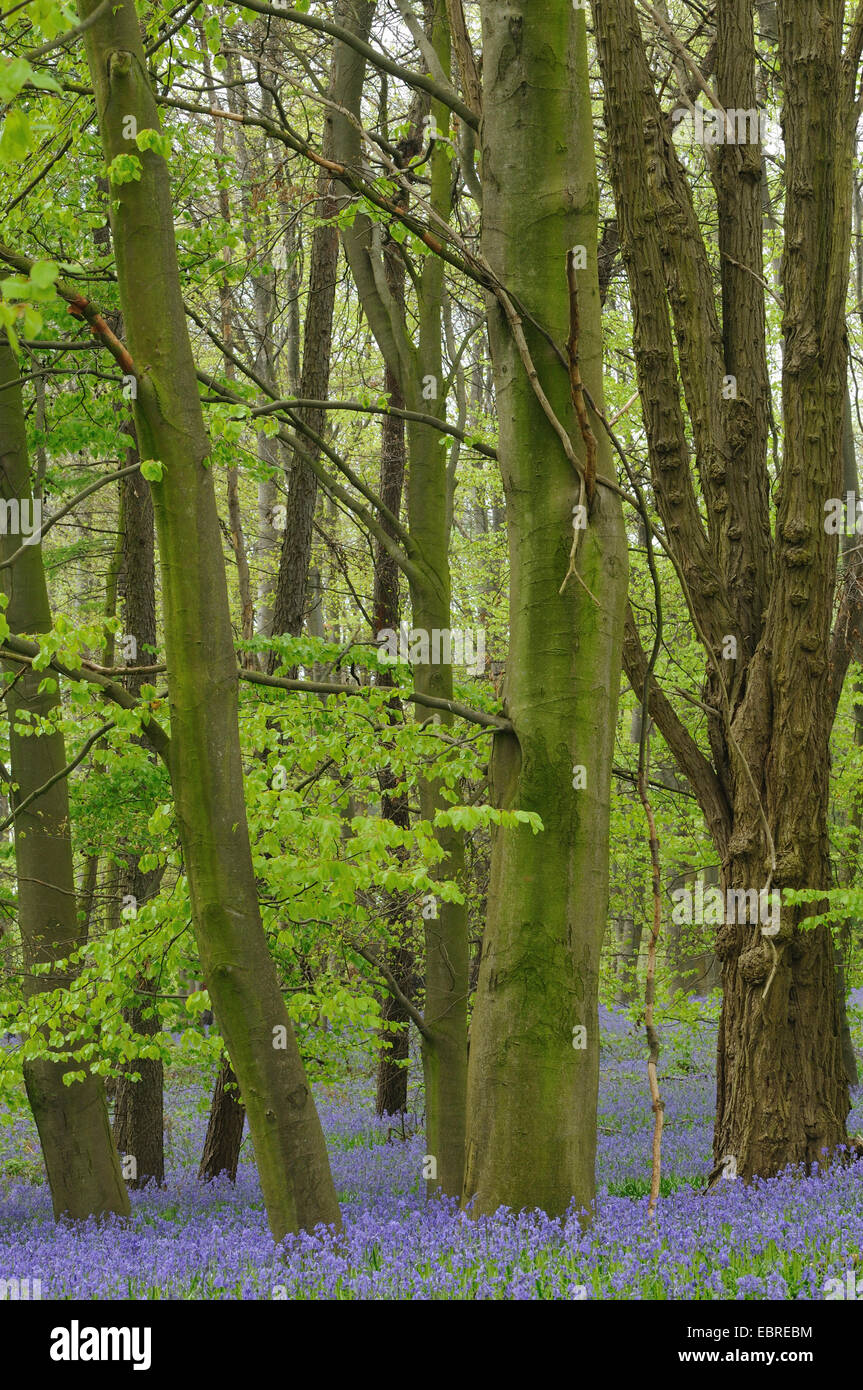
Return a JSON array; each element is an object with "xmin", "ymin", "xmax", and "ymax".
[
  {"xmin": 0, "ymin": 340, "xmax": 129, "ymax": 1220},
  {"xmin": 463, "ymin": 0, "xmax": 628, "ymax": 1217},
  {"xmin": 79, "ymin": 0, "xmax": 341, "ymax": 1239},
  {"xmin": 331, "ymin": 0, "xmax": 469, "ymax": 1196},
  {"xmin": 373, "ymin": 248, "xmax": 414, "ymax": 1119}
]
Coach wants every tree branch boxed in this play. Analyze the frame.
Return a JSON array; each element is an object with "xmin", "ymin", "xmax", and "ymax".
[
  {"xmin": 0, "ymin": 636, "xmax": 170, "ymax": 760},
  {"xmin": 238, "ymin": 666, "xmax": 512, "ymax": 732},
  {"xmin": 24, "ymin": 0, "xmax": 112, "ymax": 61},
  {"xmin": 221, "ymin": 0, "xmax": 479, "ymax": 130},
  {"xmin": 0, "ymin": 719, "xmax": 115, "ymax": 834},
  {"xmin": 622, "ymin": 605, "xmax": 732, "ymax": 857},
  {"xmin": 0, "ymin": 242, "xmax": 135, "ymax": 376},
  {"xmin": 0, "ymin": 462, "xmax": 141, "ymax": 571}
]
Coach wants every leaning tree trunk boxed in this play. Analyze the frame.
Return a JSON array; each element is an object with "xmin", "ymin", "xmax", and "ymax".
[
  {"xmin": 463, "ymin": 0, "xmax": 628, "ymax": 1217},
  {"xmin": 0, "ymin": 340, "xmax": 129, "ymax": 1220},
  {"xmin": 373, "ymin": 246, "xmax": 414, "ymax": 1119},
  {"xmin": 79, "ymin": 0, "xmax": 341, "ymax": 1239}
]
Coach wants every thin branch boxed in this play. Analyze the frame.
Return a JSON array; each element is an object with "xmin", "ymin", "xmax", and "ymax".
[
  {"xmin": 195, "ymin": 369, "xmax": 422, "ymax": 585},
  {"xmin": 0, "ymin": 637, "xmax": 170, "ymax": 760},
  {"xmin": 352, "ymin": 942, "xmax": 430, "ymax": 1039},
  {"xmin": 238, "ymin": 666, "xmax": 511, "ymax": 732},
  {"xmin": 392, "ymin": 0, "xmax": 453, "ymax": 93},
  {"xmin": 636, "ymin": 0, "xmax": 724, "ymax": 113},
  {"xmin": 0, "ymin": 462, "xmax": 140, "ymax": 571},
  {"xmin": 23, "ymin": 0, "xmax": 112, "ymax": 60},
  {"xmin": 241, "ymin": 395, "xmax": 498, "ymax": 459},
  {"xmin": 0, "ymin": 720, "xmax": 115, "ymax": 834},
  {"xmin": 0, "ymin": 243, "xmax": 135, "ymax": 376},
  {"xmin": 220, "ymin": 0, "xmax": 479, "ymax": 130}
]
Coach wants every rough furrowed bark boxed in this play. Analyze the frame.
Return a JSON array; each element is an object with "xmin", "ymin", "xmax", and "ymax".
[
  {"xmin": 112, "ymin": 440, "xmax": 165, "ymax": 1189},
  {"xmin": 713, "ymin": 0, "xmax": 773, "ymax": 646},
  {"xmin": 712, "ymin": 0, "xmax": 855, "ymax": 1181},
  {"xmin": 597, "ymin": 0, "xmax": 856, "ymax": 1181},
  {"xmin": 78, "ymin": 0, "xmax": 341, "ymax": 1239},
  {"xmin": 593, "ymin": 0, "xmax": 734, "ymax": 657},
  {"xmin": 0, "ymin": 340, "xmax": 130, "ymax": 1221},
  {"xmin": 463, "ymin": 0, "xmax": 628, "ymax": 1218},
  {"xmin": 199, "ymin": 1054, "xmax": 246, "ymax": 1181}
]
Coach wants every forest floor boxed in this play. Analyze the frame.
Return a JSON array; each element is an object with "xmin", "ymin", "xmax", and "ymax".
[{"xmin": 2, "ymin": 1003, "xmax": 862, "ymax": 1299}]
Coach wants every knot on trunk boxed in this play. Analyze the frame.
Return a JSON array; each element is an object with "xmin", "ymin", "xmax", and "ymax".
[
  {"xmin": 715, "ymin": 923, "xmax": 739, "ymax": 960},
  {"xmin": 738, "ymin": 942, "xmax": 772, "ymax": 985},
  {"xmin": 108, "ymin": 50, "xmax": 133, "ymax": 81}
]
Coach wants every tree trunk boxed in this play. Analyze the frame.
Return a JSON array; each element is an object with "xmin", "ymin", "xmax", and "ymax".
[
  {"xmin": 615, "ymin": 915, "xmax": 643, "ymax": 1007},
  {"xmin": 463, "ymin": 0, "xmax": 628, "ymax": 1217},
  {"xmin": 0, "ymin": 340, "xmax": 129, "ymax": 1220},
  {"xmin": 373, "ymin": 245, "xmax": 413, "ymax": 1120},
  {"xmin": 79, "ymin": 0, "xmax": 341, "ymax": 1239},
  {"xmin": 331, "ymin": 0, "xmax": 470, "ymax": 1196},
  {"xmin": 667, "ymin": 868, "xmax": 721, "ymax": 998},
  {"xmin": 112, "ymin": 433, "xmax": 165, "ymax": 1189},
  {"xmin": 199, "ymin": 1055, "xmax": 246, "ymax": 1181},
  {"xmin": 595, "ymin": 0, "xmax": 856, "ymax": 1180},
  {"xmin": 268, "ymin": 31, "xmax": 342, "ymax": 659},
  {"xmin": 711, "ymin": 0, "xmax": 852, "ymax": 1180}
]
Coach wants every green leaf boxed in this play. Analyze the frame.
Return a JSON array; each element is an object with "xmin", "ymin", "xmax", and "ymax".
[
  {"xmin": 29, "ymin": 260, "xmax": 59, "ymax": 291},
  {"xmin": 21, "ymin": 305, "xmax": 42, "ymax": 338},
  {"xmin": 140, "ymin": 459, "xmax": 164, "ymax": 482},
  {"xmin": 106, "ymin": 152, "xmax": 143, "ymax": 185},
  {"xmin": 29, "ymin": 69, "xmax": 62, "ymax": 94},
  {"xmin": 0, "ymin": 58, "xmax": 34, "ymax": 105},
  {"xmin": 135, "ymin": 127, "xmax": 172, "ymax": 161},
  {"xmin": 0, "ymin": 277, "xmax": 31, "ymax": 301},
  {"xmin": 0, "ymin": 110, "xmax": 33, "ymax": 167}
]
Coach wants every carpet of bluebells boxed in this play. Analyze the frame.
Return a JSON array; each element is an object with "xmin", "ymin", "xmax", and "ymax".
[{"xmin": 2, "ymin": 999, "xmax": 863, "ymax": 1300}]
